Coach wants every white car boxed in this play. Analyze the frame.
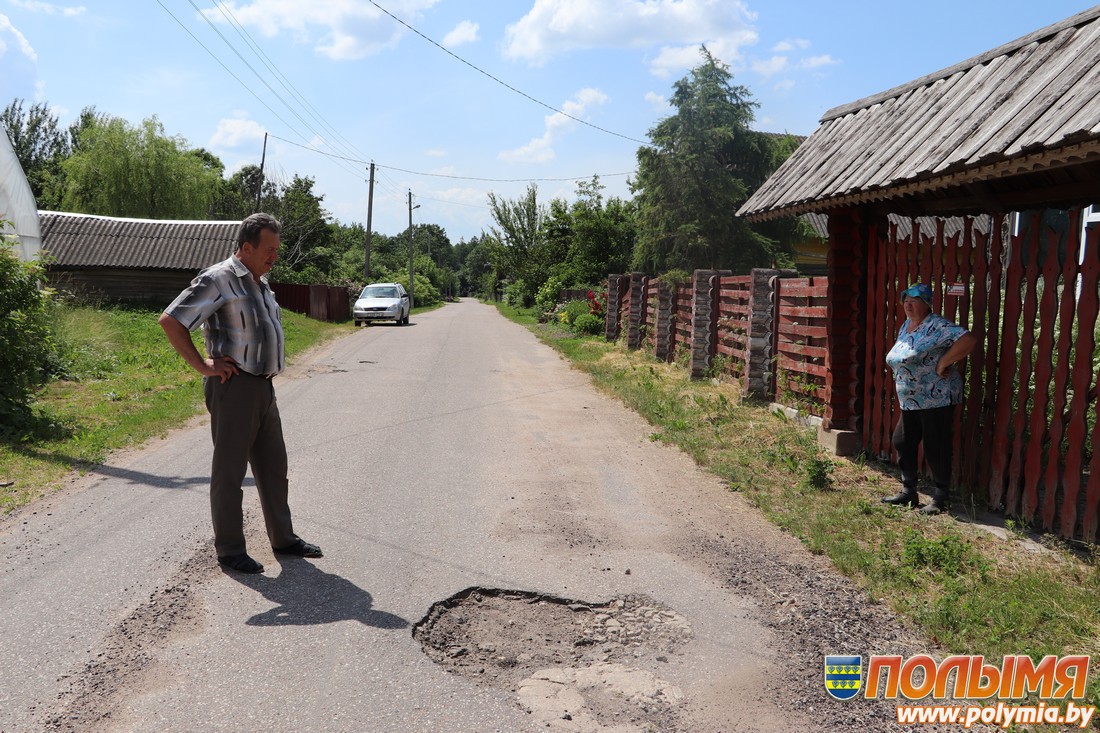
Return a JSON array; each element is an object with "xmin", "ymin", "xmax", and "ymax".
[{"xmin": 353, "ymin": 283, "xmax": 410, "ymax": 326}]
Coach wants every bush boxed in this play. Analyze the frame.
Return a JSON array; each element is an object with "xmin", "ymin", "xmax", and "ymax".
[
  {"xmin": 383, "ymin": 271, "xmax": 441, "ymax": 306},
  {"xmin": 572, "ymin": 313, "xmax": 603, "ymax": 335},
  {"xmin": 0, "ymin": 239, "xmax": 55, "ymax": 438},
  {"xmin": 503, "ymin": 280, "xmax": 531, "ymax": 307},
  {"xmin": 558, "ymin": 299, "xmax": 590, "ymax": 326},
  {"xmin": 535, "ymin": 275, "xmax": 566, "ymax": 315}
]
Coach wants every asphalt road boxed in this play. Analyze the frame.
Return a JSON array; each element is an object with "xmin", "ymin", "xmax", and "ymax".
[{"xmin": 0, "ymin": 299, "xmax": 913, "ymax": 733}]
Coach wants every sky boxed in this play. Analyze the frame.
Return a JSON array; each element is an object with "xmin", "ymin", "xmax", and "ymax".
[{"xmin": 1, "ymin": 0, "xmax": 1097, "ymax": 243}]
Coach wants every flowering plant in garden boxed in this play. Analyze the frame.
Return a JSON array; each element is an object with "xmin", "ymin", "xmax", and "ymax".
[{"xmin": 587, "ymin": 290, "xmax": 608, "ymax": 319}]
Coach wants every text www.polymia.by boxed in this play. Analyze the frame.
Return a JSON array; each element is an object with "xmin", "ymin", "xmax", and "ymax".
[{"xmin": 895, "ymin": 701, "xmax": 1095, "ymax": 729}]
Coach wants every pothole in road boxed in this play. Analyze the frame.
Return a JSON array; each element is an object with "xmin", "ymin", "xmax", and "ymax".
[{"xmin": 414, "ymin": 587, "xmax": 694, "ymax": 732}]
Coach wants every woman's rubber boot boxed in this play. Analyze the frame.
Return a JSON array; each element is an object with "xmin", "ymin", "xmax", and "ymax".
[
  {"xmin": 920, "ymin": 487, "xmax": 949, "ymax": 515},
  {"xmin": 880, "ymin": 488, "xmax": 919, "ymax": 508}
]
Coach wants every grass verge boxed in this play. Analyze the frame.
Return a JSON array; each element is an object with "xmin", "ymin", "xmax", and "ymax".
[
  {"xmin": 496, "ymin": 302, "xmax": 1100, "ymax": 709},
  {"xmin": 0, "ymin": 302, "xmax": 350, "ymax": 514}
]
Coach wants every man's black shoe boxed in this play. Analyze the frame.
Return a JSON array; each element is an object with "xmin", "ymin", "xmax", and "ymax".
[
  {"xmin": 273, "ymin": 538, "xmax": 323, "ymax": 558},
  {"xmin": 218, "ymin": 553, "xmax": 264, "ymax": 573}
]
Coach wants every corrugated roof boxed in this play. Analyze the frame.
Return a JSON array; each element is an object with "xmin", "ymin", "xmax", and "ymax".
[
  {"xmin": 740, "ymin": 6, "xmax": 1100, "ymax": 221},
  {"xmin": 39, "ymin": 211, "xmax": 239, "ymax": 269}
]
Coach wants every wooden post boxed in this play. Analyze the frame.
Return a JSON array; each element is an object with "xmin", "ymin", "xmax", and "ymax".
[
  {"xmin": 745, "ymin": 268, "xmax": 791, "ymax": 399},
  {"xmin": 626, "ymin": 272, "xmax": 646, "ymax": 350},
  {"xmin": 823, "ymin": 207, "xmax": 868, "ymax": 434},
  {"xmin": 654, "ymin": 279, "xmax": 676, "ymax": 362},
  {"xmin": 605, "ymin": 274, "xmax": 626, "ymax": 341},
  {"xmin": 689, "ymin": 270, "xmax": 720, "ymax": 379}
]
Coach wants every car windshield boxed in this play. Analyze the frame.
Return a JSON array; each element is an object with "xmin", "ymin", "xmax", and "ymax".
[{"xmin": 361, "ymin": 286, "xmax": 397, "ymax": 299}]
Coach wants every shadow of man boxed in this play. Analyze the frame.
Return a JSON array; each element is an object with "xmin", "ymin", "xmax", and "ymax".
[{"xmin": 228, "ymin": 560, "xmax": 409, "ymax": 630}]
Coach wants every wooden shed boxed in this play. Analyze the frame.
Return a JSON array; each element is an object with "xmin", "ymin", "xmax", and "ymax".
[
  {"xmin": 739, "ymin": 7, "xmax": 1100, "ymax": 540},
  {"xmin": 40, "ymin": 211, "xmax": 238, "ymax": 303}
]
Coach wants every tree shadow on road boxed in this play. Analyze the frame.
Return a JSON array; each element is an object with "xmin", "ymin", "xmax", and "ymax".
[{"xmin": 228, "ymin": 560, "xmax": 409, "ymax": 630}]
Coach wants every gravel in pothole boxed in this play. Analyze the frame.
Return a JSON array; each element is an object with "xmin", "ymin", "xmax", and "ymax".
[{"xmin": 413, "ymin": 587, "xmax": 693, "ymax": 687}]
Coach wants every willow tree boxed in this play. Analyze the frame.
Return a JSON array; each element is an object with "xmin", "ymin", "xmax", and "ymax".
[
  {"xmin": 61, "ymin": 115, "xmax": 221, "ymax": 219},
  {"xmin": 631, "ymin": 47, "xmax": 799, "ymax": 275}
]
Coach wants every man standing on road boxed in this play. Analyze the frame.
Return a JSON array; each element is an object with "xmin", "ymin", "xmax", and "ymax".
[{"xmin": 158, "ymin": 212, "xmax": 322, "ymax": 574}]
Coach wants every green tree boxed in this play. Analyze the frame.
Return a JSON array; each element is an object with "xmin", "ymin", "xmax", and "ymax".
[
  {"xmin": 544, "ymin": 176, "xmax": 636, "ymax": 286},
  {"xmin": 631, "ymin": 47, "xmax": 796, "ymax": 274},
  {"xmin": 487, "ymin": 184, "xmax": 564, "ymax": 306},
  {"xmin": 456, "ymin": 234, "xmax": 496, "ymax": 297},
  {"xmin": 61, "ymin": 115, "xmax": 222, "ymax": 219},
  {"xmin": 1, "ymin": 99, "xmax": 69, "ymax": 209},
  {"xmin": 266, "ymin": 174, "xmax": 334, "ymax": 282},
  {"xmin": 0, "ymin": 234, "xmax": 53, "ymax": 437}
]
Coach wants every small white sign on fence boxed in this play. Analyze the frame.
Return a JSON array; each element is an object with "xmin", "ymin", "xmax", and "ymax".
[{"xmin": 945, "ymin": 283, "xmax": 966, "ymax": 297}]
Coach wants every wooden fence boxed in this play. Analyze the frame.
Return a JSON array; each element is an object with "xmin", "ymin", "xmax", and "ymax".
[
  {"xmin": 271, "ymin": 282, "xmax": 350, "ymax": 323},
  {"xmin": 606, "ymin": 269, "xmax": 825, "ymax": 413},
  {"xmin": 774, "ymin": 277, "xmax": 829, "ymax": 411},
  {"xmin": 608, "ymin": 211, "xmax": 1100, "ymax": 541},
  {"xmin": 864, "ymin": 210, "xmax": 1100, "ymax": 540},
  {"xmin": 715, "ymin": 275, "xmax": 752, "ymax": 380}
]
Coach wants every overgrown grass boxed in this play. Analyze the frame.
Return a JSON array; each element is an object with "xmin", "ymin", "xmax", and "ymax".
[
  {"xmin": 499, "ymin": 302, "xmax": 1100, "ymax": 708},
  {"xmin": 0, "ymin": 302, "xmax": 350, "ymax": 513}
]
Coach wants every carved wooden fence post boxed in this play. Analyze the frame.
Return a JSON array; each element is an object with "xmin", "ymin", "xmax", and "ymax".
[
  {"xmin": 745, "ymin": 268, "xmax": 794, "ymax": 399},
  {"xmin": 626, "ymin": 272, "xmax": 646, "ymax": 350},
  {"xmin": 605, "ymin": 274, "xmax": 625, "ymax": 341},
  {"xmin": 653, "ymin": 279, "xmax": 676, "ymax": 362},
  {"xmin": 689, "ymin": 270, "xmax": 719, "ymax": 379}
]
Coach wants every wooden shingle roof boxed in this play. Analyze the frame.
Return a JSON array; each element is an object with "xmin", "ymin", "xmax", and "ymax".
[
  {"xmin": 740, "ymin": 6, "xmax": 1100, "ymax": 221},
  {"xmin": 40, "ymin": 211, "xmax": 239, "ymax": 270}
]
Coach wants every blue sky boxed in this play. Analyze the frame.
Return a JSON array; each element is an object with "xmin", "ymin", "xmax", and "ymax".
[{"xmin": 1, "ymin": 0, "xmax": 1095, "ymax": 242}]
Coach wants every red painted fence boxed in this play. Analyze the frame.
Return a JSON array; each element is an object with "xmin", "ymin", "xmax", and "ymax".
[
  {"xmin": 715, "ymin": 275, "xmax": 752, "ymax": 380},
  {"xmin": 863, "ymin": 211, "xmax": 1100, "ymax": 541},
  {"xmin": 271, "ymin": 282, "xmax": 350, "ymax": 323},
  {"xmin": 774, "ymin": 277, "xmax": 829, "ymax": 414}
]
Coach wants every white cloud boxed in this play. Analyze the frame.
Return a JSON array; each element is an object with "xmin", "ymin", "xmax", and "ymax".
[
  {"xmin": 772, "ymin": 38, "xmax": 809, "ymax": 53},
  {"xmin": 644, "ymin": 91, "xmax": 667, "ymax": 112},
  {"xmin": 801, "ymin": 54, "xmax": 838, "ymax": 69},
  {"xmin": 423, "ymin": 148, "xmax": 447, "ymax": 158},
  {"xmin": 201, "ymin": 0, "xmax": 441, "ymax": 60},
  {"xmin": 210, "ymin": 116, "xmax": 267, "ymax": 148},
  {"xmin": 499, "ymin": 87, "xmax": 608, "ymax": 164},
  {"xmin": 8, "ymin": 0, "xmax": 86, "ymax": 16},
  {"xmin": 751, "ymin": 55, "xmax": 787, "ymax": 77},
  {"xmin": 504, "ymin": 0, "xmax": 758, "ymax": 74},
  {"xmin": 0, "ymin": 14, "xmax": 38, "ymax": 61},
  {"xmin": 773, "ymin": 79, "xmax": 795, "ymax": 93},
  {"xmin": 442, "ymin": 20, "xmax": 478, "ymax": 48}
]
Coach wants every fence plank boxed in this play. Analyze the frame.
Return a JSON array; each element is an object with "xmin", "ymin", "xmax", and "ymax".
[
  {"xmin": 1078, "ymin": 223, "xmax": 1100, "ymax": 542},
  {"xmin": 989, "ymin": 217, "xmax": 1024, "ymax": 509},
  {"xmin": 778, "ymin": 322, "xmax": 829, "ymax": 339},
  {"xmin": 1022, "ymin": 225, "xmax": 1063, "ymax": 519},
  {"xmin": 1043, "ymin": 211, "xmax": 1081, "ymax": 530},
  {"xmin": 961, "ymin": 220, "xmax": 987, "ymax": 492},
  {"xmin": 1005, "ymin": 215, "xmax": 1043, "ymax": 517},
  {"xmin": 978, "ymin": 218, "xmax": 1007, "ymax": 495}
]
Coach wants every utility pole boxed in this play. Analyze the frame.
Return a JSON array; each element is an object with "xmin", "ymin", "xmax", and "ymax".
[
  {"xmin": 407, "ymin": 190, "xmax": 420, "ymax": 310},
  {"xmin": 364, "ymin": 162, "xmax": 375, "ymax": 281},
  {"xmin": 254, "ymin": 132, "xmax": 268, "ymax": 213}
]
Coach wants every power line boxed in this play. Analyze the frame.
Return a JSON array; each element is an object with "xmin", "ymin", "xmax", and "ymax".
[
  {"xmin": 154, "ymin": 0, "xmax": 305, "ymax": 141},
  {"xmin": 366, "ymin": 0, "xmax": 648, "ymax": 146},
  {"xmin": 266, "ymin": 133, "xmax": 633, "ymax": 183},
  {"xmin": 209, "ymin": 1, "xmax": 373, "ymax": 166},
  {"xmin": 184, "ymin": 0, "xmax": 365, "ymax": 181}
]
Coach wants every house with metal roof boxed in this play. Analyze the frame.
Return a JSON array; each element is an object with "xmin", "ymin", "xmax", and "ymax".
[
  {"xmin": 739, "ymin": 6, "xmax": 1100, "ymax": 540},
  {"xmin": 39, "ymin": 211, "xmax": 238, "ymax": 303}
]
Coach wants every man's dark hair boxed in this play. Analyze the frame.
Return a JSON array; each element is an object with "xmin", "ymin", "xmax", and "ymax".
[{"xmin": 237, "ymin": 212, "xmax": 281, "ymax": 250}]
